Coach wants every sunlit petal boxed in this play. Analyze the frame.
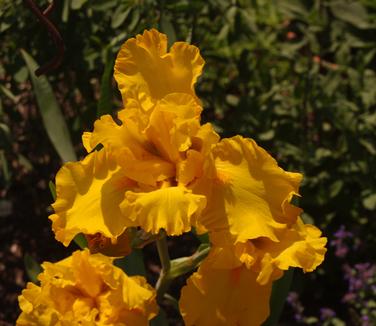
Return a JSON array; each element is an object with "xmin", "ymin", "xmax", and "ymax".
[
  {"xmin": 197, "ymin": 136, "xmax": 302, "ymax": 243},
  {"xmin": 180, "ymin": 262, "xmax": 272, "ymax": 326},
  {"xmin": 114, "ymin": 29, "xmax": 204, "ymax": 105},
  {"xmin": 50, "ymin": 149, "xmax": 135, "ymax": 246},
  {"xmin": 120, "ymin": 186, "xmax": 206, "ymax": 235}
]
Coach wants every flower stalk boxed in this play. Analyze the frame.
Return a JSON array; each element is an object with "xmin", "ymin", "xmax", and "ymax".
[
  {"xmin": 155, "ymin": 235, "xmax": 211, "ymax": 304},
  {"xmin": 155, "ymin": 230, "xmax": 172, "ymax": 302}
]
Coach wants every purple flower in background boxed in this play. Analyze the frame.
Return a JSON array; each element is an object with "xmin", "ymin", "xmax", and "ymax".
[
  {"xmin": 361, "ymin": 314, "xmax": 371, "ymax": 326},
  {"xmin": 334, "ymin": 225, "xmax": 353, "ymax": 239},
  {"xmin": 341, "ymin": 261, "xmax": 376, "ymax": 323},
  {"xmin": 342, "ymin": 292, "xmax": 356, "ymax": 303},
  {"xmin": 320, "ymin": 307, "xmax": 336, "ymax": 321},
  {"xmin": 331, "ymin": 225, "xmax": 353, "ymax": 258},
  {"xmin": 287, "ymin": 291, "xmax": 305, "ymax": 322}
]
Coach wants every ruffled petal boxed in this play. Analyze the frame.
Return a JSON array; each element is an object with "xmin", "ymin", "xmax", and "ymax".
[
  {"xmin": 49, "ymin": 149, "xmax": 135, "ymax": 246},
  {"xmin": 120, "ymin": 187, "xmax": 206, "ymax": 235},
  {"xmin": 114, "ymin": 29, "xmax": 204, "ymax": 105},
  {"xmin": 252, "ymin": 219, "xmax": 327, "ymax": 285},
  {"xmin": 83, "ymin": 113, "xmax": 147, "ymax": 155},
  {"xmin": 197, "ymin": 135, "xmax": 302, "ymax": 243},
  {"xmin": 83, "ymin": 111, "xmax": 176, "ymax": 186},
  {"xmin": 206, "ymin": 218, "xmax": 327, "ymax": 285},
  {"xmin": 17, "ymin": 250, "xmax": 158, "ymax": 325},
  {"xmin": 145, "ymin": 93, "xmax": 202, "ymax": 163},
  {"xmin": 179, "ymin": 262, "xmax": 272, "ymax": 326}
]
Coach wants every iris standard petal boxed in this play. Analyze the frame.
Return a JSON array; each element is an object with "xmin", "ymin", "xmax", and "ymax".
[
  {"xmin": 114, "ymin": 29, "xmax": 204, "ymax": 105},
  {"xmin": 145, "ymin": 93, "xmax": 202, "ymax": 163}
]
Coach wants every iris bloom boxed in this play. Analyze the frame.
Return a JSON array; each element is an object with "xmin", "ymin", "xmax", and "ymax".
[
  {"xmin": 17, "ymin": 250, "xmax": 157, "ymax": 325},
  {"xmin": 179, "ymin": 219, "xmax": 326, "ymax": 325},
  {"xmin": 47, "ymin": 29, "xmax": 327, "ymax": 325},
  {"xmin": 179, "ymin": 136, "xmax": 326, "ymax": 325},
  {"xmin": 50, "ymin": 29, "xmax": 218, "ymax": 246}
]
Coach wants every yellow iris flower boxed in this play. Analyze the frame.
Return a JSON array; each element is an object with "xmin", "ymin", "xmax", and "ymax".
[
  {"xmin": 17, "ymin": 250, "xmax": 157, "ymax": 325},
  {"xmin": 46, "ymin": 29, "xmax": 327, "ymax": 324},
  {"xmin": 179, "ymin": 219, "xmax": 326, "ymax": 325},
  {"xmin": 50, "ymin": 29, "xmax": 218, "ymax": 245}
]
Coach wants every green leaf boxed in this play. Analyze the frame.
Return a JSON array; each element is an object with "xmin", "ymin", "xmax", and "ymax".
[
  {"xmin": 150, "ymin": 307, "xmax": 169, "ymax": 326},
  {"xmin": 97, "ymin": 50, "xmax": 115, "ymax": 117},
  {"xmin": 363, "ymin": 193, "xmax": 376, "ymax": 210},
  {"xmin": 92, "ymin": 0, "xmax": 118, "ymax": 11},
  {"xmin": 258, "ymin": 129, "xmax": 275, "ymax": 141},
  {"xmin": 196, "ymin": 232, "xmax": 209, "ymax": 244},
  {"xmin": 62, "ymin": 0, "xmax": 70, "ymax": 23},
  {"xmin": 160, "ymin": 14, "xmax": 176, "ymax": 47},
  {"xmin": 74, "ymin": 233, "xmax": 88, "ymax": 249},
  {"xmin": 18, "ymin": 154, "xmax": 33, "ymax": 172},
  {"xmin": 24, "ymin": 254, "xmax": 43, "ymax": 284},
  {"xmin": 128, "ymin": 8, "xmax": 140, "ymax": 31},
  {"xmin": 330, "ymin": 1, "xmax": 375, "ymax": 29},
  {"xmin": 111, "ymin": 6, "xmax": 132, "ymax": 29},
  {"xmin": 20, "ymin": 49, "xmax": 77, "ymax": 163},
  {"xmin": 0, "ymin": 84, "xmax": 17, "ymax": 102},
  {"xmin": 114, "ymin": 249, "xmax": 146, "ymax": 277},
  {"xmin": 263, "ymin": 269, "xmax": 294, "ymax": 326},
  {"xmin": 71, "ymin": 0, "xmax": 88, "ymax": 10},
  {"xmin": 329, "ymin": 180, "xmax": 343, "ymax": 198},
  {"xmin": 163, "ymin": 293, "xmax": 179, "ymax": 312},
  {"xmin": 48, "ymin": 181, "xmax": 56, "ymax": 200},
  {"xmin": 278, "ymin": 0, "xmax": 309, "ymax": 18},
  {"xmin": 0, "ymin": 151, "xmax": 11, "ymax": 184},
  {"xmin": 359, "ymin": 139, "xmax": 376, "ymax": 155},
  {"xmin": 226, "ymin": 94, "xmax": 240, "ymax": 106},
  {"xmin": 301, "ymin": 212, "xmax": 314, "ymax": 225},
  {"xmin": 192, "ymin": 227, "xmax": 209, "ymax": 244}
]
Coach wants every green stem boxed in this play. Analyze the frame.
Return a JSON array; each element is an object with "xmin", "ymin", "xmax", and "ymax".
[{"xmin": 155, "ymin": 230, "xmax": 171, "ymax": 302}]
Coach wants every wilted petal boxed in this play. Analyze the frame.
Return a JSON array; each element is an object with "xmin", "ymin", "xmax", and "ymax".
[
  {"xmin": 180, "ymin": 262, "xmax": 272, "ymax": 326},
  {"xmin": 86, "ymin": 230, "xmax": 132, "ymax": 258},
  {"xmin": 120, "ymin": 187, "xmax": 206, "ymax": 235}
]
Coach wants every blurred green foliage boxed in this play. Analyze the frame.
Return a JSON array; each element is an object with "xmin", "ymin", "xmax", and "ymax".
[{"xmin": 1, "ymin": 0, "xmax": 376, "ymax": 324}]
